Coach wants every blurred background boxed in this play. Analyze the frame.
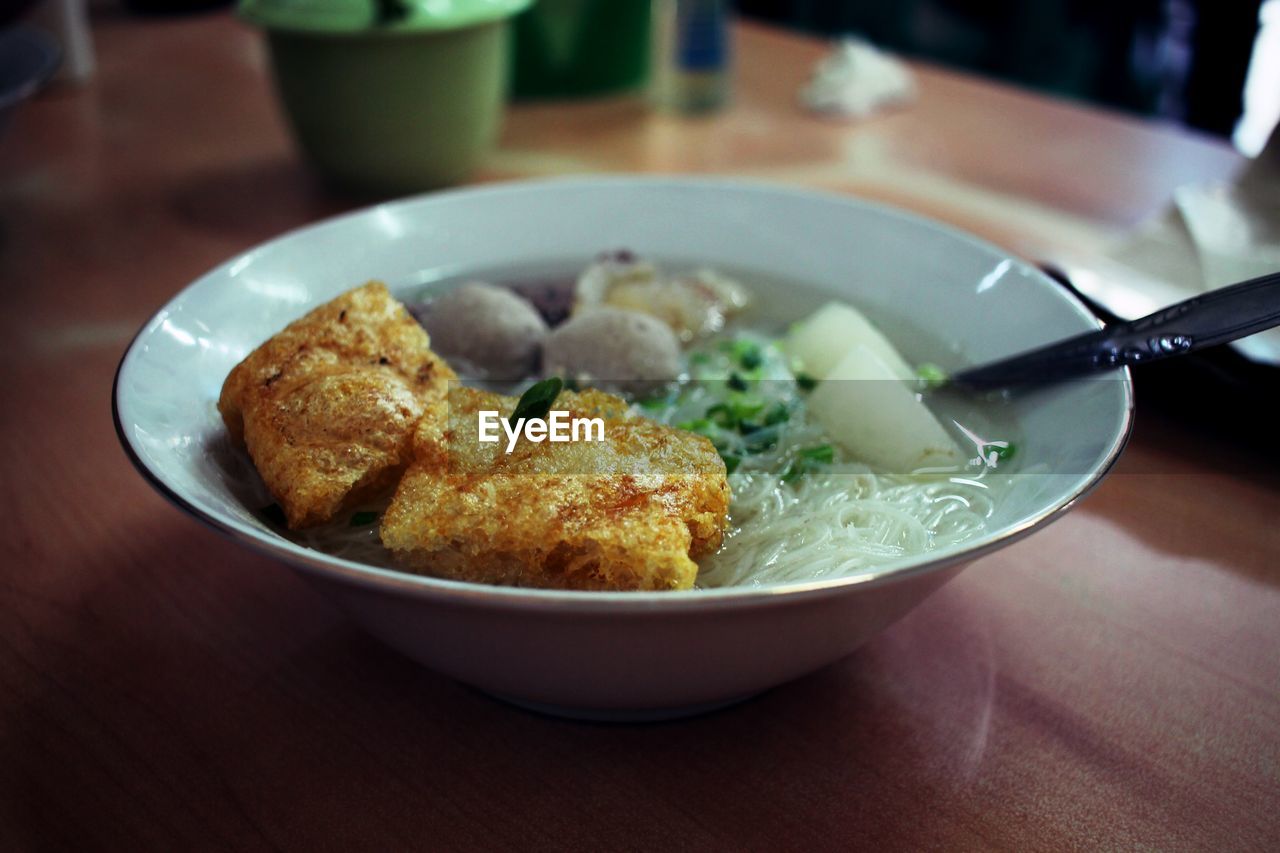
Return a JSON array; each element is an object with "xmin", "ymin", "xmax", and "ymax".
[
  {"xmin": 4, "ymin": 0, "xmax": 1277, "ymax": 155},
  {"xmin": 736, "ymin": 0, "xmax": 1272, "ymax": 150}
]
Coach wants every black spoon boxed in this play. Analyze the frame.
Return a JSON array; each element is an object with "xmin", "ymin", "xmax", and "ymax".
[{"xmin": 948, "ymin": 269, "xmax": 1280, "ymax": 392}]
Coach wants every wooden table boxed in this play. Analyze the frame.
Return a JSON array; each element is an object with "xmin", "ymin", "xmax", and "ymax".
[{"xmin": 3, "ymin": 10, "xmax": 1277, "ymax": 850}]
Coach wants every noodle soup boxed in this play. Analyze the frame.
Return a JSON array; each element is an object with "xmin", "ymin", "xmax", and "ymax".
[{"xmin": 222, "ymin": 255, "xmax": 1019, "ymax": 590}]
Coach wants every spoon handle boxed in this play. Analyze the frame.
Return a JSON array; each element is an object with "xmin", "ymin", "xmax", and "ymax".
[{"xmin": 949, "ymin": 269, "xmax": 1280, "ymax": 391}]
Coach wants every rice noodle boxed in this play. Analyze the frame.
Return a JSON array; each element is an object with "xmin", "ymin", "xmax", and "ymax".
[{"xmin": 639, "ymin": 337, "xmax": 994, "ymax": 587}]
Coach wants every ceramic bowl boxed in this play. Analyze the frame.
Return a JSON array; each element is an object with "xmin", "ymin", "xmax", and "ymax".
[{"xmin": 114, "ymin": 178, "xmax": 1132, "ymax": 719}]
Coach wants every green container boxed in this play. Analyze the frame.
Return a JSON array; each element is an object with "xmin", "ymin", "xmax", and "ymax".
[
  {"xmin": 240, "ymin": 0, "xmax": 531, "ymax": 193},
  {"xmin": 511, "ymin": 0, "xmax": 649, "ymax": 99}
]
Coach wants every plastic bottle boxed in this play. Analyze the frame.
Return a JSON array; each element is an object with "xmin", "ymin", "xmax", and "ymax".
[{"xmin": 650, "ymin": 0, "xmax": 729, "ymax": 113}]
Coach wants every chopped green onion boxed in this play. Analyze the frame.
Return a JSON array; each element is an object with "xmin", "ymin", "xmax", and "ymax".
[
  {"xmin": 678, "ymin": 419, "xmax": 731, "ymax": 453},
  {"xmin": 707, "ymin": 398, "xmax": 765, "ymax": 429},
  {"xmin": 986, "ymin": 441, "xmax": 1016, "ymax": 462},
  {"xmin": 727, "ymin": 372, "xmax": 748, "ymax": 392},
  {"xmin": 798, "ymin": 444, "xmax": 834, "ymax": 464},
  {"xmin": 743, "ymin": 427, "xmax": 779, "ymax": 453},
  {"xmin": 720, "ymin": 453, "xmax": 742, "ymax": 475},
  {"xmin": 678, "ymin": 417, "xmax": 715, "ymax": 435},
  {"xmin": 732, "ymin": 341, "xmax": 763, "ymax": 370},
  {"xmin": 782, "ymin": 445, "xmax": 835, "ymax": 484},
  {"xmin": 796, "ymin": 373, "xmax": 819, "ymax": 392},
  {"xmin": 762, "ymin": 402, "xmax": 790, "ymax": 427},
  {"xmin": 916, "ymin": 362, "xmax": 948, "ymax": 389},
  {"xmin": 509, "ymin": 377, "xmax": 563, "ymax": 425},
  {"xmin": 734, "ymin": 400, "xmax": 787, "ymax": 436},
  {"xmin": 349, "ymin": 511, "xmax": 379, "ymax": 527},
  {"xmin": 705, "ymin": 404, "xmax": 736, "ymax": 429}
]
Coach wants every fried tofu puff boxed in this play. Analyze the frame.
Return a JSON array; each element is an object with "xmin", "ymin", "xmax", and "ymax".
[
  {"xmin": 219, "ymin": 282, "xmax": 455, "ymax": 529},
  {"xmin": 380, "ymin": 387, "xmax": 729, "ymax": 591}
]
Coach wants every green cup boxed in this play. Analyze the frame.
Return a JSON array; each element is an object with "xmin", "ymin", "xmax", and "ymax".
[
  {"xmin": 240, "ymin": 0, "xmax": 531, "ymax": 194},
  {"xmin": 511, "ymin": 0, "xmax": 650, "ymax": 99}
]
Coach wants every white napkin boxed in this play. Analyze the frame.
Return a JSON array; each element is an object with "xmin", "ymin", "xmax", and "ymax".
[
  {"xmin": 800, "ymin": 37, "xmax": 916, "ymax": 119},
  {"xmin": 1051, "ymin": 128, "xmax": 1280, "ymax": 365}
]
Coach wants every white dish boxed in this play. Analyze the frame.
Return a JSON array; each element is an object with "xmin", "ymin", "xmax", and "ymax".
[{"xmin": 114, "ymin": 177, "xmax": 1132, "ymax": 719}]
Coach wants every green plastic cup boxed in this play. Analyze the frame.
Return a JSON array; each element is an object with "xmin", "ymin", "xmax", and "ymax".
[
  {"xmin": 511, "ymin": 0, "xmax": 650, "ymax": 99},
  {"xmin": 240, "ymin": 0, "xmax": 531, "ymax": 194}
]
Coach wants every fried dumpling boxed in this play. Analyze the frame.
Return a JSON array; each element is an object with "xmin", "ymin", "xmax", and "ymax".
[
  {"xmin": 380, "ymin": 386, "xmax": 729, "ymax": 590},
  {"xmin": 219, "ymin": 282, "xmax": 455, "ymax": 529}
]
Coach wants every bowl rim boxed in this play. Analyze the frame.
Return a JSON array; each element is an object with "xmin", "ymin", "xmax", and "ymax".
[{"xmin": 113, "ymin": 175, "xmax": 1135, "ymax": 613}]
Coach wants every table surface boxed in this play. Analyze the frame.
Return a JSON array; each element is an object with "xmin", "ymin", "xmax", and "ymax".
[{"xmin": 3, "ymin": 10, "xmax": 1277, "ymax": 851}]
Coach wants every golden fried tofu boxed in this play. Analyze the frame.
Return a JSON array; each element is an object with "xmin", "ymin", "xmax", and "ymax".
[
  {"xmin": 219, "ymin": 282, "xmax": 455, "ymax": 529},
  {"xmin": 380, "ymin": 387, "xmax": 729, "ymax": 591}
]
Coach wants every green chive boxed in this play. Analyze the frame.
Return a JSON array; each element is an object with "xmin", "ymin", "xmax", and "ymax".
[
  {"xmin": 782, "ymin": 445, "xmax": 835, "ymax": 484},
  {"xmin": 706, "ymin": 403, "xmax": 738, "ymax": 429},
  {"xmin": 738, "ymin": 400, "xmax": 783, "ymax": 435},
  {"xmin": 678, "ymin": 417, "xmax": 715, "ymax": 435},
  {"xmin": 721, "ymin": 453, "xmax": 742, "ymax": 475},
  {"xmin": 916, "ymin": 362, "xmax": 948, "ymax": 389},
  {"xmin": 796, "ymin": 373, "xmax": 819, "ymax": 392},
  {"xmin": 762, "ymin": 402, "xmax": 790, "ymax": 427},
  {"xmin": 988, "ymin": 441, "xmax": 1016, "ymax": 462},
  {"xmin": 727, "ymin": 372, "xmax": 748, "ymax": 392},
  {"xmin": 743, "ymin": 427, "xmax": 778, "ymax": 453},
  {"xmin": 732, "ymin": 341, "xmax": 763, "ymax": 370},
  {"xmin": 799, "ymin": 444, "xmax": 834, "ymax": 464}
]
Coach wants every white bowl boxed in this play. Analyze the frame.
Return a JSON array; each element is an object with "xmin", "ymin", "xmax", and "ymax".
[{"xmin": 114, "ymin": 177, "xmax": 1132, "ymax": 720}]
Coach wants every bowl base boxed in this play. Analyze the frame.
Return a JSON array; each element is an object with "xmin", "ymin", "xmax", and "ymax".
[{"xmin": 484, "ymin": 690, "xmax": 760, "ymax": 722}]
